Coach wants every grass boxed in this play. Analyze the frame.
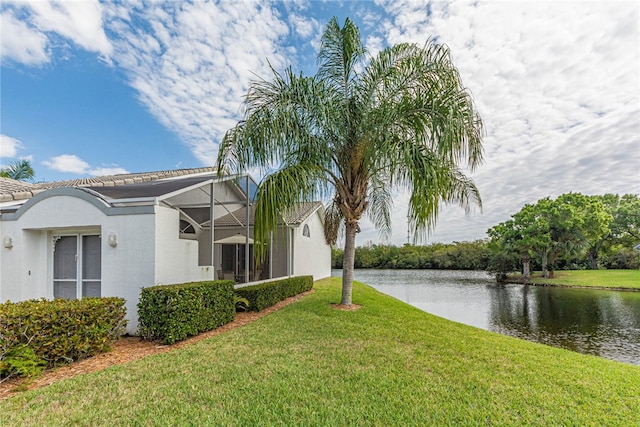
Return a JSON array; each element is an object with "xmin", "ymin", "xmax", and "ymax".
[
  {"xmin": 527, "ymin": 269, "xmax": 640, "ymax": 289},
  {"xmin": 2, "ymin": 277, "xmax": 639, "ymax": 426}
]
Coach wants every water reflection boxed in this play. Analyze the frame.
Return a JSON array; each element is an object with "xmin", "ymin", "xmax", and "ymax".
[
  {"xmin": 333, "ymin": 269, "xmax": 640, "ymax": 365},
  {"xmin": 488, "ymin": 285, "xmax": 640, "ymax": 365}
]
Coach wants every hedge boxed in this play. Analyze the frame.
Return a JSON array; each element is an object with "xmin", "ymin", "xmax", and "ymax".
[
  {"xmin": 1, "ymin": 297, "xmax": 127, "ymax": 373},
  {"xmin": 138, "ymin": 280, "xmax": 235, "ymax": 344},
  {"xmin": 235, "ymin": 276, "xmax": 313, "ymax": 311}
]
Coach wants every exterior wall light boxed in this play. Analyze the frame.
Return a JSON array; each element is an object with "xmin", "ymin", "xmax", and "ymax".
[
  {"xmin": 108, "ymin": 233, "xmax": 118, "ymax": 248},
  {"xmin": 3, "ymin": 236, "xmax": 13, "ymax": 249}
]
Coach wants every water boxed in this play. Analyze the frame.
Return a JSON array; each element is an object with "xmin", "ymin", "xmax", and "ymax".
[{"xmin": 332, "ymin": 269, "xmax": 640, "ymax": 366}]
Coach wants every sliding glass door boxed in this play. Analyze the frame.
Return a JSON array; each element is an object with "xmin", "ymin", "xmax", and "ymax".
[{"xmin": 53, "ymin": 234, "xmax": 101, "ymax": 299}]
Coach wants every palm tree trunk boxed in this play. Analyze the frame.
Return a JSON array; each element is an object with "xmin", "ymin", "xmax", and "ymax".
[{"xmin": 341, "ymin": 221, "xmax": 358, "ymax": 305}]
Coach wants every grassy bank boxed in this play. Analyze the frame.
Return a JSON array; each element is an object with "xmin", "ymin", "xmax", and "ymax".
[
  {"xmin": 2, "ymin": 278, "xmax": 639, "ymax": 426},
  {"xmin": 527, "ymin": 269, "xmax": 640, "ymax": 290}
]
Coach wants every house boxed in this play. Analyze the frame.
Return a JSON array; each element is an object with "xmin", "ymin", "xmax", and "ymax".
[{"xmin": 0, "ymin": 168, "xmax": 331, "ymax": 334}]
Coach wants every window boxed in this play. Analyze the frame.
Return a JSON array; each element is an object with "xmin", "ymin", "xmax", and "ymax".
[
  {"xmin": 302, "ymin": 224, "xmax": 310, "ymax": 238},
  {"xmin": 179, "ymin": 219, "xmax": 196, "ymax": 234}
]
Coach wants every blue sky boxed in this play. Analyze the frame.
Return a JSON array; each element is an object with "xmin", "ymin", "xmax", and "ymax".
[{"xmin": 1, "ymin": 1, "xmax": 639, "ymax": 244}]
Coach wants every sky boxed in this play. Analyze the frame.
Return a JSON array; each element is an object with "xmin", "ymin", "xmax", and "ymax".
[{"xmin": 1, "ymin": 0, "xmax": 639, "ymax": 245}]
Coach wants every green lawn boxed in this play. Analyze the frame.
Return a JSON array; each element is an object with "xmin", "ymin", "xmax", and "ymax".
[
  {"xmin": 528, "ymin": 269, "xmax": 640, "ymax": 289},
  {"xmin": 2, "ymin": 278, "xmax": 639, "ymax": 426}
]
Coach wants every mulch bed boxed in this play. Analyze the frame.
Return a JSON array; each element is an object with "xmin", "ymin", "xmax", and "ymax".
[{"xmin": 0, "ymin": 290, "xmax": 314, "ymax": 400}]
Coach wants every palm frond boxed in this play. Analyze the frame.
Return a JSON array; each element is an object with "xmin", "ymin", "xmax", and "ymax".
[
  {"xmin": 317, "ymin": 17, "xmax": 366, "ymax": 97},
  {"xmin": 0, "ymin": 159, "xmax": 35, "ymax": 182},
  {"xmin": 324, "ymin": 199, "xmax": 344, "ymax": 246},
  {"xmin": 366, "ymin": 172, "xmax": 392, "ymax": 240},
  {"xmin": 252, "ymin": 162, "xmax": 329, "ymax": 261}
]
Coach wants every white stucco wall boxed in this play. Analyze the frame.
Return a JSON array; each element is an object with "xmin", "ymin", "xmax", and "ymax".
[
  {"xmin": 0, "ymin": 220, "xmax": 23, "ymax": 302},
  {"xmin": 102, "ymin": 212, "xmax": 155, "ymax": 335},
  {"xmin": 23, "ymin": 229, "xmax": 48, "ymax": 299},
  {"xmin": 154, "ymin": 205, "xmax": 213, "ymax": 285},
  {"xmin": 293, "ymin": 211, "xmax": 331, "ymax": 281}
]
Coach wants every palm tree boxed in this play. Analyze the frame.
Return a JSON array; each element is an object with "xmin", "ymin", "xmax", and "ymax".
[
  {"xmin": 217, "ymin": 17, "xmax": 484, "ymax": 306},
  {"xmin": 0, "ymin": 159, "xmax": 35, "ymax": 182}
]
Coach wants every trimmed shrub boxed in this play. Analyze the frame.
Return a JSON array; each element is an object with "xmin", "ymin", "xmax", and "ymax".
[
  {"xmin": 235, "ymin": 276, "xmax": 313, "ymax": 312},
  {"xmin": 138, "ymin": 280, "xmax": 235, "ymax": 344},
  {"xmin": 0, "ymin": 297, "xmax": 127, "ymax": 375}
]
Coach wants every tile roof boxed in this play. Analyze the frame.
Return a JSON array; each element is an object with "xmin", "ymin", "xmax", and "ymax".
[
  {"xmin": 208, "ymin": 202, "xmax": 324, "ymax": 228},
  {"xmin": 283, "ymin": 202, "xmax": 325, "ymax": 225},
  {"xmin": 0, "ymin": 167, "xmax": 216, "ymax": 203},
  {"xmin": 0, "ymin": 178, "xmax": 44, "ymax": 202}
]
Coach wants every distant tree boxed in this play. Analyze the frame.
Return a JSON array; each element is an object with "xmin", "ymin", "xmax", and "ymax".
[
  {"xmin": 607, "ymin": 194, "xmax": 640, "ymax": 244},
  {"xmin": 217, "ymin": 17, "xmax": 484, "ymax": 306},
  {"xmin": 0, "ymin": 159, "xmax": 34, "ymax": 182},
  {"xmin": 331, "ymin": 247, "xmax": 344, "ymax": 269},
  {"xmin": 486, "ymin": 251, "xmax": 518, "ymax": 282},
  {"xmin": 488, "ymin": 203, "xmax": 549, "ymax": 281},
  {"xmin": 544, "ymin": 193, "xmax": 611, "ymax": 273},
  {"xmin": 597, "ymin": 194, "xmax": 640, "ymax": 269}
]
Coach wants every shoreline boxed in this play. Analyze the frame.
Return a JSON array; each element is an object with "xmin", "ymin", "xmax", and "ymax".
[{"xmin": 504, "ymin": 277, "xmax": 640, "ymax": 292}]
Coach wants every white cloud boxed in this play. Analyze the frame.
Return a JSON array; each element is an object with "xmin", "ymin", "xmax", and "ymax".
[
  {"xmin": 364, "ymin": 34, "xmax": 384, "ymax": 56},
  {"xmin": 0, "ymin": 134, "xmax": 25, "ymax": 158},
  {"xmin": 0, "ymin": 0, "xmax": 111, "ymax": 65},
  {"xmin": 372, "ymin": 0, "xmax": 640, "ymax": 243},
  {"xmin": 289, "ymin": 13, "xmax": 319, "ymax": 38},
  {"xmin": 0, "ymin": 10, "xmax": 49, "ymax": 65},
  {"xmin": 100, "ymin": 2, "xmax": 291, "ymax": 165},
  {"xmin": 41, "ymin": 154, "xmax": 127, "ymax": 176},
  {"xmin": 42, "ymin": 154, "xmax": 90, "ymax": 174}
]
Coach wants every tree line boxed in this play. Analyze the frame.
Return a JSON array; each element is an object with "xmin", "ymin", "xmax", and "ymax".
[
  {"xmin": 332, "ymin": 193, "xmax": 639, "ymax": 274},
  {"xmin": 332, "ymin": 240, "xmax": 491, "ymax": 270}
]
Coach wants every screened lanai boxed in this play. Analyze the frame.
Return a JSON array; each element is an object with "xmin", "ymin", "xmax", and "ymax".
[{"xmin": 85, "ymin": 171, "xmax": 266, "ymax": 284}]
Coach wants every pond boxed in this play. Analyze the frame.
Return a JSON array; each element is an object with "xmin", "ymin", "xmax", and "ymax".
[{"xmin": 332, "ymin": 269, "xmax": 640, "ymax": 366}]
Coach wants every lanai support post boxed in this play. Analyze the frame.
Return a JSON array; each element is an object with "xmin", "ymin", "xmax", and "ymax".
[
  {"xmin": 245, "ymin": 174, "xmax": 250, "ymax": 283},
  {"xmin": 210, "ymin": 181, "xmax": 215, "ymax": 279}
]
